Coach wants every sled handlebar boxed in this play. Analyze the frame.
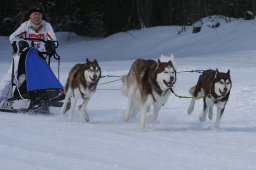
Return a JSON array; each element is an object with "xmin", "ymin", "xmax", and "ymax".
[{"xmin": 23, "ymin": 38, "xmax": 59, "ymax": 48}]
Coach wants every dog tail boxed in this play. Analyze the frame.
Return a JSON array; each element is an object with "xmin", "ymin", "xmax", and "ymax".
[
  {"xmin": 189, "ymin": 85, "xmax": 196, "ymax": 96},
  {"xmin": 120, "ymin": 75, "xmax": 128, "ymax": 96},
  {"xmin": 64, "ymin": 64, "xmax": 81, "ymax": 94},
  {"xmin": 189, "ymin": 85, "xmax": 204, "ymax": 98}
]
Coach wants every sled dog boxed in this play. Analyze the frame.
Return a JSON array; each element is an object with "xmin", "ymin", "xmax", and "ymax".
[
  {"xmin": 121, "ymin": 54, "xmax": 176, "ymax": 129},
  {"xmin": 61, "ymin": 58, "xmax": 101, "ymax": 121},
  {"xmin": 187, "ymin": 69, "xmax": 232, "ymax": 128}
]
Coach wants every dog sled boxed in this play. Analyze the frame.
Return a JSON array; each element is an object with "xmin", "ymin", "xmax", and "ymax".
[{"xmin": 0, "ymin": 38, "xmax": 68, "ymax": 113}]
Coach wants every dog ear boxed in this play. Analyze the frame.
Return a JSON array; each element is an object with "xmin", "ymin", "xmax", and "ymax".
[
  {"xmin": 86, "ymin": 58, "xmax": 90, "ymax": 63},
  {"xmin": 227, "ymin": 69, "xmax": 230, "ymax": 75},
  {"xmin": 168, "ymin": 60, "xmax": 173, "ymax": 66},
  {"xmin": 94, "ymin": 59, "xmax": 98, "ymax": 64},
  {"xmin": 214, "ymin": 69, "xmax": 219, "ymax": 78}
]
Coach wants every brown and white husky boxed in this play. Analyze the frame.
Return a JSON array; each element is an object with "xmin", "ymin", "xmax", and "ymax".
[
  {"xmin": 121, "ymin": 54, "xmax": 177, "ymax": 129},
  {"xmin": 187, "ymin": 69, "xmax": 232, "ymax": 128},
  {"xmin": 61, "ymin": 58, "xmax": 101, "ymax": 121}
]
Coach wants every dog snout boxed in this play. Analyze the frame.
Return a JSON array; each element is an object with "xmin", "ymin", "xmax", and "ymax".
[
  {"xmin": 224, "ymin": 87, "xmax": 228, "ymax": 92},
  {"xmin": 90, "ymin": 75, "xmax": 97, "ymax": 82},
  {"xmin": 170, "ymin": 76, "xmax": 175, "ymax": 82}
]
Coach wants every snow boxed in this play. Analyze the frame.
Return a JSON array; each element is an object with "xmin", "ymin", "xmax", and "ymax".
[{"xmin": 1, "ymin": 16, "xmax": 256, "ymax": 170}]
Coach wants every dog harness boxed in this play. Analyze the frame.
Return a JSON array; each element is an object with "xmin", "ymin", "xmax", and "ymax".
[
  {"xmin": 77, "ymin": 82, "xmax": 97, "ymax": 100},
  {"xmin": 150, "ymin": 89, "xmax": 169, "ymax": 103},
  {"xmin": 208, "ymin": 94, "xmax": 225, "ymax": 103}
]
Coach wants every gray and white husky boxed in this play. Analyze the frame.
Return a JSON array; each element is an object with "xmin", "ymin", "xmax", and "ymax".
[
  {"xmin": 187, "ymin": 69, "xmax": 232, "ymax": 128},
  {"xmin": 121, "ymin": 54, "xmax": 176, "ymax": 130},
  {"xmin": 61, "ymin": 58, "xmax": 101, "ymax": 122}
]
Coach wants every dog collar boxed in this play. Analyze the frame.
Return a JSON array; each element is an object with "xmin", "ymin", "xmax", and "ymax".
[
  {"xmin": 151, "ymin": 89, "xmax": 169, "ymax": 103},
  {"xmin": 208, "ymin": 94, "xmax": 225, "ymax": 103}
]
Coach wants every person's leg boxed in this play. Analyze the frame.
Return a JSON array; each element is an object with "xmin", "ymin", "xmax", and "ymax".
[
  {"xmin": 0, "ymin": 54, "xmax": 20, "ymax": 103},
  {"xmin": 0, "ymin": 64, "xmax": 13, "ymax": 103}
]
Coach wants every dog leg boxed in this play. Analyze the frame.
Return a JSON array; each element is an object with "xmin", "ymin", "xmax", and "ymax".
[
  {"xmin": 79, "ymin": 98, "xmax": 90, "ymax": 122},
  {"xmin": 140, "ymin": 97, "xmax": 152, "ymax": 130},
  {"xmin": 148, "ymin": 103, "xmax": 161, "ymax": 122},
  {"xmin": 124, "ymin": 98, "xmax": 133, "ymax": 122},
  {"xmin": 187, "ymin": 98, "xmax": 196, "ymax": 115},
  {"xmin": 187, "ymin": 87, "xmax": 204, "ymax": 115},
  {"xmin": 124, "ymin": 86, "xmax": 136, "ymax": 122},
  {"xmin": 208, "ymin": 106, "xmax": 214, "ymax": 120},
  {"xmin": 120, "ymin": 75, "xmax": 128, "ymax": 96},
  {"xmin": 131, "ymin": 103, "xmax": 139, "ymax": 119},
  {"xmin": 215, "ymin": 102, "xmax": 225, "ymax": 128},
  {"xmin": 199, "ymin": 96, "xmax": 213, "ymax": 122},
  {"xmin": 199, "ymin": 98, "xmax": 208, "ymax": 122},
  {"xmin": 69, "ymin": 96, "xmax": 78, "ymax": 121},
  {"xmin": 215, "ymin": 108, "xmax": 224, "ymax": 128},
  {"xmin": 199, "ymin": 109, "xmax": 208, "ymax": 122},
  {"xmin": 140, "ymin": 105, "xmax": 147, "ymax": 130},
  {"xmin": 61, "ymin": 88, "xmax": 72, "ymax": 114},
  {"xmin": 187, "ymin": 84, "xmax": 197, "ymax": 115}
]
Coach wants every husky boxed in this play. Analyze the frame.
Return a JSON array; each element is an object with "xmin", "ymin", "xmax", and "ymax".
[
  {"xmin": 61, "ymin": 58, "xmax": 101, "ymax": 121},
  {"xmin": 121, "ymin": 54, "xmax": 176, "ymax": 130},
  {"xmin": 187, "ymin": 69, "xmax": 232, "ymax": 128}
]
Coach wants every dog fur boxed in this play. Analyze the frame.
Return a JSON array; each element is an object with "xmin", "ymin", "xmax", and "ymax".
[
  {"xmin": 121, "ymin": 55, "xmax": 176, "ymax": 129},
  {"xmin": 61, "ymin": 58, "xmax": 101, "ymax": 121},
  {"xmin": 187, "ymin": 69, "xmax": 232, "ymax": 128}
]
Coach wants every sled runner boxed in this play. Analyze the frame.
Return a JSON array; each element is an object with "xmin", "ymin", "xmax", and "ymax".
[{"xmin": 0, "ymin": 38, "xmax": 69, "ymax": 113}]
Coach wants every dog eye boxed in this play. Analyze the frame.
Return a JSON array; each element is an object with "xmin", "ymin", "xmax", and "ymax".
[
  {"xmin": 220, "ymin": 81, "xmax": 224, "ymax": 84},
  {"xmin": 164, "ymin": 71, "xmax": 168, "ymax": 73}
]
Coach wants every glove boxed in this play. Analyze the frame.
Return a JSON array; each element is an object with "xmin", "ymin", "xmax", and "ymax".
[
  {"xmin": 44, "ymin": 40, "xmax": 56, "ymax": 55},
  {"xmin": 11, "ymin": 40, "xmax": 29, "ymax": 54}
]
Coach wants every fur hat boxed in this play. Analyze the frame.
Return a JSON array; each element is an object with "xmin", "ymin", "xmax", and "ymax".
[
  {"xmin": 21, "ymin": 4, "xmax": 47, "ymax": 23},
  {"xmin": 28, "ymin": 5, "xmax": 44, "ymax": 16}
]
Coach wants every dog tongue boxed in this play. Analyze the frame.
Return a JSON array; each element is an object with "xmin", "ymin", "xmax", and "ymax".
[
  {"xmin": 164, "ymin": 80, "xmax": 173, "ymax": 87},
  {"xmin": 219, "ymin": 89, "xmax": 227, "ymax": 96},
  {"xmin": 90, "ymin": 77, "xmax": 96, "ymax": 82}
]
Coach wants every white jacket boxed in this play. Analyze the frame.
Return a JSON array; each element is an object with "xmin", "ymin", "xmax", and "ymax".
[{"xmin": 9, "ymin": 19, "xmax": 57, "ymax": 52}]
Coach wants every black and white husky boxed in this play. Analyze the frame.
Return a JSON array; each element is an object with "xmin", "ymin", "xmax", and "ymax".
[
  {"xmin": 187, "ymin": 69, "xmax": 232, "ymax": 128},
  {"xmin": 61, "ymin": 58, "xmax": 101, "ymax": 121},
  {"xmin": 121, "ymin": 54, "xmax": 176, "ymax": 129}
]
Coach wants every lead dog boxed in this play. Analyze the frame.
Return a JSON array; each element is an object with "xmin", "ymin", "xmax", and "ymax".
[
  {"xmin": 61, "ymin": 58, "xmax": 101, "ymax": 121},
  {"xmin": 121, "ymin": 55, "xmax": 176, "ymax": 129},
  {"xmin": 187, "ymin": 69, "xmax": 232, "ymax": 128}
]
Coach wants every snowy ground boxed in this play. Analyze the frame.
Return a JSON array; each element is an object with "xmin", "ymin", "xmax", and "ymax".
[{"xmin": 0, "ymin": 16, "xmax": 256, "ymax": 170}]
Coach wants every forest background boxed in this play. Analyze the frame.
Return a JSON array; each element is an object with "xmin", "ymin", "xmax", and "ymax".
[{"xmin": 0, "ymin": 0, "xmax": 255, "ymax": 37}]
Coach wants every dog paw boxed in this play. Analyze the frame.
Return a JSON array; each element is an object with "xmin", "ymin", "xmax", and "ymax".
[
  {"xmin": 147, "ymin": 115, "xmax": 157, "ymax": 122},
  {"xmin": 79, "ymin": 105, "xmax": 86, "ymax": 112},
  {"xmin": 60, "ymin": 107, "xmax": 66, "ymax": 114},
  {"xmin": 140, "ymin": 124, "xmax": 146, "ymax": 130},
  {"xmin": 213, "ymin": 122, "xmax": 221, "ymax": 129},
  {"xmin": 199, "ymin": 116, "xmax": 206, "ymax": 122},
  {"xmin": 68, "ymin": 116, "xmax": 73, "ymax": 122},
  {"xmin": 187, "ymin": 107, "xmax": 194, "ymax": 115},
  {"xmin": 82, "ymin": 113, "xmax": 90, "ymax": 122},
  {"xmin": 208, "ymin": 113, "xmax": 213, "ymax": 120},
  {"xmin": 124, "ymin": 112, "xmax": 130, "ymax": 122}
]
